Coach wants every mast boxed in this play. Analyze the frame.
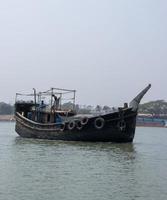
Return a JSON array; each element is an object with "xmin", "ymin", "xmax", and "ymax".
[
  {"xmin": 73, "ymin": 90, "xmax": 76, "ymax": 110},
  {"xmin": 50, "ymin": 88, "xmax": 53, "ymax": 114},
  {"xmin": 33, "ymin": 88, "xmax": 37, "ymax": 121}
]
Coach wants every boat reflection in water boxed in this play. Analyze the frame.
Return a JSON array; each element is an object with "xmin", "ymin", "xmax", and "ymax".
[{"xmin": 14, "ymin": 136, "xmax": 136, "ymax": 162}]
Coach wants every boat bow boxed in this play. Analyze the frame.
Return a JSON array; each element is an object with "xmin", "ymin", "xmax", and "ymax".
[{"xmin": 129, "ymin": 84, "xmax": 151, "ymax": 111}]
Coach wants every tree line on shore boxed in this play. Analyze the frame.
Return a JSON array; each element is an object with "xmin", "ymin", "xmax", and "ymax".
[
  {"xmin": 0, "ymin": 102, "xmax": 14, "ymax": 115},
  {"xmin": 138, "ymin": 100, "xmax": 167, "ymax": 115},
  {"xmin": 54, "ymin": 100, "xmax": 167, "ymax": 115},
  {"xmin": 1, "ymin": 100, "xmax": 167, "ymax": 115}
]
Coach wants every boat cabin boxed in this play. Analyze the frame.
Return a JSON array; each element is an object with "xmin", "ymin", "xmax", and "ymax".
[{"xmin": 15, "ymin": 88, "xmax": 76, "ymax": 124}]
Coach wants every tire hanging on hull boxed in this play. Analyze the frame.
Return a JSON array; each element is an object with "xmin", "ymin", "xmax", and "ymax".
[
  {"xmin": 94, "ymin": 117, "xmax": 105, "ymax": 129},
  {"xmin": 68, "ymin": 121, "xmax": 75, "ymax": 130}
]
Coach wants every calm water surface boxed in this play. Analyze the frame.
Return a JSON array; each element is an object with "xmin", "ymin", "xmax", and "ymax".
[{"xmin": 0, "ymin": 122, "xmax": 167, "ymax": 200}]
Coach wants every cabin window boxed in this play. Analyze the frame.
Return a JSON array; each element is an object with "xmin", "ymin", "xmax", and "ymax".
[
  {"xmin": 27, "ymin": 112, "xmax": 32, "ymax": 120},
  {"xmin": 47, "ymin": 114, "xmax": 50, "ymax": 122}
]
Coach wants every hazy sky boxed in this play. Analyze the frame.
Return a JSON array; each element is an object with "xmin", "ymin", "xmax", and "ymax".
[{"xmin": 0, "ymin": 0, "xmax": 167, "ymax": 106}]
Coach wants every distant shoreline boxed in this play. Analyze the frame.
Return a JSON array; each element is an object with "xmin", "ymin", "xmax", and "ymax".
[{"xmin": 0, "ymin": 115, "xmax": 15, "ymax": 121}]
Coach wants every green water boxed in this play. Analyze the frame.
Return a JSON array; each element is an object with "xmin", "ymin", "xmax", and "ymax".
[{"xmin": 0, "ymin": 122, "xmax": 167, "ymax": 200}]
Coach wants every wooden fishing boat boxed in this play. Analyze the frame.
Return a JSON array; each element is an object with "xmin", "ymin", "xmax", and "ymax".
[{"xmin": 15, "ymin": 84, "xmax": 151, "ymax": 143}]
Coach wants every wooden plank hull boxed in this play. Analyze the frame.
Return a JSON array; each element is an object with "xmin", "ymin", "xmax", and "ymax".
[{"xmin": 15, "ymin": 109, "xmax": 137, "ymax": 143}]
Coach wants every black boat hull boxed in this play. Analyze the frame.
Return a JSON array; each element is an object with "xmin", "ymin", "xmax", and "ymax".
[{"xmin": 15, "ymin": 109, "xmax": 137, "ymax": 143}]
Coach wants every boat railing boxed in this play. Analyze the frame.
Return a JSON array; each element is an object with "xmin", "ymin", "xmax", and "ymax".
[{"xmin": 15, "ymin": 112, "xmax": 64, "ymax": 129}]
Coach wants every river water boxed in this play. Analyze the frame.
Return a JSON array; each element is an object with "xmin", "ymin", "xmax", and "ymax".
[{"xmin": 0, "ymin": 122, "xmax": 167, "ymax": 200}]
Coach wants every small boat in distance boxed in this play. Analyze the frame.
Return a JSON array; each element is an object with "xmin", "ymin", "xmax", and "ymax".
[
  {"xmin": 137, "ymin": 114, "xmax": 166, "ymax": 128},
  {"xmin": 15, "ymin": 84, "xmax": 151, "ymax": 143}
]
